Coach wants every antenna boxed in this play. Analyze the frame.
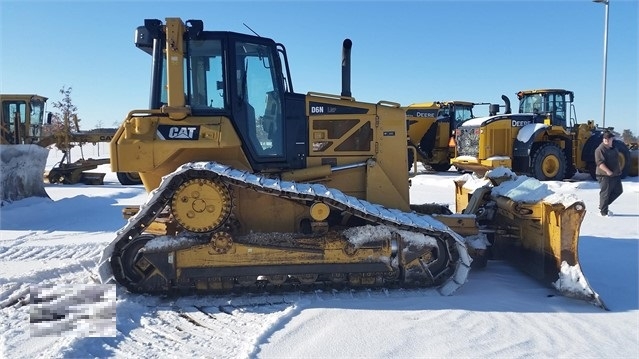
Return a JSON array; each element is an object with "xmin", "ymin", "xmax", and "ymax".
[{"xmin": 243, "ymin": 23, "xmax": 260, "ymax": 37}]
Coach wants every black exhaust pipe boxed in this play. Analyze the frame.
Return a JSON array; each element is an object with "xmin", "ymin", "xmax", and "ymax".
[
  {"xmin": 501, "ymin": 95, "xmax": 512, "ymax": 114},
  {"xmin": 341, "ymin": 39, "xmax": 352, "ymax": 97}
]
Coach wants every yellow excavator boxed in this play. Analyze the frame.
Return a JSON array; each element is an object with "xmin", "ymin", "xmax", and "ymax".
[{"xmin": 97, "ymin": 18, "xmax": 605, "ymax": 309}]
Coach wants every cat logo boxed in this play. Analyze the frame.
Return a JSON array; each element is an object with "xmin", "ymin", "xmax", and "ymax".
[{"xmin": 156, "ymin": 125, "xmax": 200, "ymax": 140}]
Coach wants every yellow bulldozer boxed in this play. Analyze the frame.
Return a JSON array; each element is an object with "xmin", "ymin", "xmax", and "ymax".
[
  {"xmin": 0, "ymin": 94, "xmax": 141, "ymax": 203},
  {"xmin": 406, "ymin": 100, "xmax": 499, "ymax": 172},
  {"xmin": 97, "ymin": 18, "xmax": 604, "ymax": 309},
  {"xmin": 451, "ymin": 89, "xmax": 632, "ymax": 181}
]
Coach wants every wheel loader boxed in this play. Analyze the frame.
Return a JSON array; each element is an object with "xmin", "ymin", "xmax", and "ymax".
[
  {"xmin": 451, "ymin": 89, "xmax": 632, "ymax": 181},
  {"xmin": 0, "ymin": 94, "xmax": 142, "ymax": 203},
  {"xmin": 406, "ymin": 100, "xmax": 495, "ymax": 173},
  {"xmin": 97, "ymin": 18, "xmax": 605, "ymax": 309}
]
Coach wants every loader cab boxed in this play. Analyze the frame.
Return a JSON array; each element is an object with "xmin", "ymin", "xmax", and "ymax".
[
  {"xmin": 136, "ymin": 19, "xmax": 302, "ymax": 171},
  {"xmin": 437, "ymin": 101, "xmax": 475, "ymax": 130},
  {"xmin": 517, "ymin": 89, "xmax": 573, "ymax": 128},
  {"xmin": 0, "ymin": 94, "xmax": 48, "ymax": 145}
]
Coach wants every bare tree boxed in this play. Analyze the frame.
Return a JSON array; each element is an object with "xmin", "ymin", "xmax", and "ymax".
[
  {"xmin": 51, "ymin": 86, "xmax": 80, "ymax": 132},
  {"xmin": 621, "ymin": 129, "xmax": 637, "ymax": 144}
]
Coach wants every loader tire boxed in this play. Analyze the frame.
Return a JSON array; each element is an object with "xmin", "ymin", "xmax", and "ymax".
[
  {"xmin": 587, "ymin": 161, "xmax": 597, "ymax": 181},
  {"xmin": 531, "ymin": 143, "xmax": 566, "ymax": 181},
  {"xmin": 407, "ymin": 148, "xmax": 415, "ymax": 171},
  {"xmin": 430, "ymin": 163, "xmax": 452, "ymax": 172},
  {"xmin": 117, "ymin": 172, "xmax": 142, "ymax": 185},
  {"xmin": 587, "ymin": 142, "xmax": 630, "ymax": 180},
  {"xmin": 613, "ymin": 140, "xmax": 631, "ymax": 179}
]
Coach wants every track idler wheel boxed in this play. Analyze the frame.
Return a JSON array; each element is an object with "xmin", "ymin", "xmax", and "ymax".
[
  {"xmin": 171, "ymin": 177, "xmax": 232, "ymax": 233},
  {"xmin": 113, "ymin": 234, "xmax": 162, "ymax": 292}
]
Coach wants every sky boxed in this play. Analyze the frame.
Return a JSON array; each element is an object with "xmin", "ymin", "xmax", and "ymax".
[
  {"xmin": 1, "ymin": 0, "xmax": 637, "ymax": 134},
  {"xmin": 0, "ymin": 144, "xmax": 637, "ymax": 358}
]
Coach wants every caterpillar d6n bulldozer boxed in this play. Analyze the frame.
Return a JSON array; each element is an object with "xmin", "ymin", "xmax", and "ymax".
[
  {"xmin": 406, "ymin": 100, "xmax": 497, "ymax": 173},
  {"xmin": 97, "ymin": 18, "xmax": 605, "ymax": 309},
  {"xmin": 451, "ymin": 89, "xmax": 631, "ymax": 181}
]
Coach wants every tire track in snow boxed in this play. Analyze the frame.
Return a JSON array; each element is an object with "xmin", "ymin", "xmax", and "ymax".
[
  {"xmin": 55, "ymin": 288, "xmax": 442, "ymax": 358},
  {"xmin": 49, "ymin": 292, "xmax": 299, "ymax": 359},
  {"xmin": 0, "ymin": 243, "xmax": 100, "ymax": 261}
]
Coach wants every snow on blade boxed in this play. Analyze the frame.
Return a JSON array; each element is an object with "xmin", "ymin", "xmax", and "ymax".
[
  {"xmin": 553, "ymin": 262, "xmax": 594, "ymax": 296},
  {"xmin": 459, "ymin": 167, "xmax": 585, "ymax": 208},
  {"xmin": 490, "ymin": 177, "xmax": 553, "ymax": 203},
  {"xmin": 552, "ymin": 261, "xmax": 606, "ymax": 309}
]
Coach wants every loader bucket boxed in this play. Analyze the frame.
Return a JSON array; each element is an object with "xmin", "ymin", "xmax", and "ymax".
[
  {"xmin": 0, "ymin": 144, "xmax": 50, "ymax": 203},
  {"xmin": 454, "ymin": 169, "xmax": 607, "ymax": 310}
]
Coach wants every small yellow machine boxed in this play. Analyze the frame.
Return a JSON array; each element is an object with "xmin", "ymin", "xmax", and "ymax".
[
  {"xmin": 98, "ymin": 18, "xmax": 604, "ymax": 309},
  {"xmin": 0, "ymin": 94, "xmax": 141, "ymax": 202},
  {"xmin": 451, "ymin": 89, "xmax": 631, "ymax": 181},
  {"xmin": 406, "ymin": 100, "xmax": 495, "ymax": 172}
]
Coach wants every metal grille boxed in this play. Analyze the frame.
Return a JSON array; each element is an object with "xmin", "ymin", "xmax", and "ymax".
[{"xmin": 456, "ymin": 127, "xmax": 480, "ymax": 157}]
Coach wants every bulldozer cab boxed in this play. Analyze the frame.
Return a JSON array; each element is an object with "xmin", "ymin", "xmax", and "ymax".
[
  {"xmin": 135, "ymin": 20, "xmax": 290, "ymax": 170},
  {"xmin": 0, "ymin": 94, "xmax": 49, "ymax": 145},
  {"xmin": 517, "ymin": 89, "xmax": 574, "ymax": 128}
]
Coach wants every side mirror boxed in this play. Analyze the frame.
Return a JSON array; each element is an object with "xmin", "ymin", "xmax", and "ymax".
[
  {"xmin": 47, "ymin": 112, "xmax": 53, "ymax": 124},
  {"xmin": 489, "ymin": 104, "xmax": 500, "ymax": 116}
]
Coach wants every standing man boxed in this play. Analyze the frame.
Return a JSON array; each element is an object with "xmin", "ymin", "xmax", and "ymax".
[{"xmin": 594, "ymin": 130, "xmax": 623, "ymax": 217}]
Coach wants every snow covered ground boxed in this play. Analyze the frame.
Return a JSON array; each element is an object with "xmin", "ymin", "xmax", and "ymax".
[{"xmin": 1, "ymin": 144, "xmax": 638, "ymax": 358}]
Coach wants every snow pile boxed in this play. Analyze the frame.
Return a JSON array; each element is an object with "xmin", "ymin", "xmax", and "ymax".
[{"xmin": 0, "ymin": 144, "xmax": 50, "ymax": 204}]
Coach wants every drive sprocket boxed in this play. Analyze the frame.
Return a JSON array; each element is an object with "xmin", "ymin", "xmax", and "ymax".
[{"xmin": 170, "ymin": 177, "xmax": 232, "ymax": 233}]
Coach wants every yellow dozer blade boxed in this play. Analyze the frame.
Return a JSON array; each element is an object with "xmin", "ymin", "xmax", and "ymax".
[
  {"xmin": 0, "ymin": 144, "xmax": 50, "ymax": 204},
  {"xmin": 454, "ymin": 167, "xmax": 607, "ymax": 310}
]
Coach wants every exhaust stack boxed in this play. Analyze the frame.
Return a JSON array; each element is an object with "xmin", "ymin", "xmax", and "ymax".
[
  {"xmin": 341, "ymin": 39, "xmax": 352, "ymax": 97},
  {"xmin": 502, "ymin": 95, "xmax": 512, "ymax": 114}
]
